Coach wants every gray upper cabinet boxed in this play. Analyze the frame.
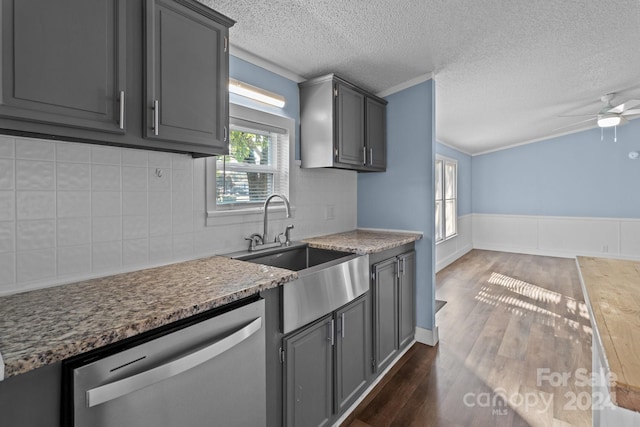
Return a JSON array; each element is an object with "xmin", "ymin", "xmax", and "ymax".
[
  {"xmin": 0, "ymin": 0, "xmax": 233, "ymax": 157},
  {"xmin": 145, "ymin": 0, "xmax": 231, "ymax": 154},
  {"xmin": 335, "ymin": 82, "xmax": 365, "ymax": 166},
  {"xmin": 365, "ymin": 97, "xmax": 387, "ymax": 171},
  {"xmin": 299, "ymin": 74, "xmax": 387, "ymax": 171},
  {"xmin": 0, "ymin": 0, "xmax": 126, "ymax": 133}
]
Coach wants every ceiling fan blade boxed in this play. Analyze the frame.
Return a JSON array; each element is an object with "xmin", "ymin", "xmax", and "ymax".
[
  {"xmin": 558, "ymin": 114, "xmax": 597, "ymax": 118},
  {"xmin": 608, "ymin": 99, "xmax": 640, "ymax": 113},
  {"xmin": 621, "ymin": 109, "xmax": 640, "ymax": 116},
  {"xmin": 551, "ymin": 117, "xmax": 596, "ymax": 132}
]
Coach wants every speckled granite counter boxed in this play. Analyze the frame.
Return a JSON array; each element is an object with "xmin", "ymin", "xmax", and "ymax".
[
  {"xmin": 0, "ymin": 256, "xmax": 296, "ymax": 380},
  {"xmin": 303, "ymin": 229, "xmax": 422, "ymax": 255}
]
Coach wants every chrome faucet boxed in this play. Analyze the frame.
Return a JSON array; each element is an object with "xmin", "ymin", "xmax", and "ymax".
[{"xmin": 263, "ymin": 193, "xmax": 291, "ymax": 243}]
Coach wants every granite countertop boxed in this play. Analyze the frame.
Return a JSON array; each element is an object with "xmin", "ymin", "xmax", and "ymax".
[
  {"xmin": 577, "ymin": 256, "xmax": 640, "ymax": 412},
  {"xmin": 0, "ymin": 228, "xmax": 420, "ymax": 381},
  {"xmin": 0, "ymin": 256, "xmax": 296, "ymax": 380},
  {"xmin": 303, "ymin": 229, "xmax": 422, "ymax": 254}
]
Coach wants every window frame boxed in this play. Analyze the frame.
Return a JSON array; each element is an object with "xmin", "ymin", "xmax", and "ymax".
[
  {"xmin": 435, "ymin": 154, "xmax": 458, "ymax": 244},
  {"xmin": 206, "ymin": 103, "xmax": 295, "ymax": 222}
]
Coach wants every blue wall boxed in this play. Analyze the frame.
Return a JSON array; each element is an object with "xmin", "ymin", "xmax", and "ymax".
[
  {"xmin": 472, "ymin": 121, "xmax": 640, "ymax": 218},
  {"xmin": 358, "ymin": 80, "xmax": 436, "ymax": 332},
  {"xmin": 436, "ymin": 142, "xmax": 472, "ymax": 216},
  {"xmin": 229, "ymin": 56, "xmax": 301, "ymax": 158}
]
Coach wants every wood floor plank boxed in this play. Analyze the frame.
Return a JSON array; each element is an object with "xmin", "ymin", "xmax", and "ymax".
[{"xmin": 342, "ymin": 250, "xmax": 592, "ymax": 427}]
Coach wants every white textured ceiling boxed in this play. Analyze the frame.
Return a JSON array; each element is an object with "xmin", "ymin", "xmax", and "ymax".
[{"xmin": 200, "ymin": 0, "xmax": 640, "ymax": 154}]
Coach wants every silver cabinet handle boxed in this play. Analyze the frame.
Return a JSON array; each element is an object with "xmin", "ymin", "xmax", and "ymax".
[
  {"xmin": 369, "ymin": 148, "xmax": 373, "ymax": 165},
  {"xmin": 327, "ymin": 319, "xmax": 334, "ymax": 346},
  {"xmin": 224, "ymin": 126, "xmax": 228, "ymax": 142},
  {"xmin": 153, "ymin": 100, "xmax": 159, "ymax": 136},
  {"xmin": 86, "ymin": 316, "xmax": 262, "ymax": 408},
  {"xmin": 119, "ymin": 91, "xmax": 125, "ymax": 130},
  {"xmin": 363, "ymin": 146, "xmax": 367, "ymax": 165},
  {"xmin": 341, "ymin": 313, "xmax": 345, "ymax": 338}
]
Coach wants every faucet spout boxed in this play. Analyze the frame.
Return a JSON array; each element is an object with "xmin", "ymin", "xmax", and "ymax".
[{"xmin": 263, "ymin": 193, "xmax": 291, "ymax": 243}]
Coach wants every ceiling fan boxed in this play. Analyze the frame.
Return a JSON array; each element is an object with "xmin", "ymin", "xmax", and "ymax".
[{"xmin": 559, "ymin": 93, "xmax": 640, "ymax": 129}]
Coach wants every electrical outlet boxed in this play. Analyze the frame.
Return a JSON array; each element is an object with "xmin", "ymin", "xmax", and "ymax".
[
  {"xmin": 325, "ymin": 204, "xmax": 335, "ymax": 220},
  {"xmin": 602, "ymin": 245, "xmax": 609, "ymax": 253}
]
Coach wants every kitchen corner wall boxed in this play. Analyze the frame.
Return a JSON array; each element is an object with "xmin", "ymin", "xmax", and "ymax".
[
  {"xmin": 358, "ymin": 79, "xmax": 436, "ymax": 335},
  {"xmin": 0, "ymin": 56, "xmax": 358, "ymax": 296}
]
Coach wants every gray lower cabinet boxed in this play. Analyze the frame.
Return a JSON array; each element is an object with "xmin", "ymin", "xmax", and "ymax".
[
  {"xmin": 284, "ymin": 315, "xmax": 334, "ymax": 427},
  {"xmin": 372, "ymin": 248, "xmax": 416, "ymax": 373},
  {"xmin": 144, "ymin": 0, "xmax": 230, "ymax": 153},
  {"xmin": 0, "ymin": 0, "xmax": 127, "ymax": 133},
  {"xmin": 335, "ymin": 293, "xmax": 371, "ymax": 413},
  {"xmin": 284, "ymin": 293, "xmax": 370, "ymax": 427},
  {"xmin": 398, "ymin": 251, "xmax": 416, "ymax": 348},
  {"xmin": 299, "ymin": 74, "xmax": 387, "ymax": 171}
]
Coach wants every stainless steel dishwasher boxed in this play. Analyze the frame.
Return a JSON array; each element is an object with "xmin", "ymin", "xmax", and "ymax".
[{"xmin": 62, "ymin": 297, "xmax": 265, "ymax": 427}]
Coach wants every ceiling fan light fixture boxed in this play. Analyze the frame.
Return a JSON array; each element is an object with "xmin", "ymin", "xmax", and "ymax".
[{"xmin": 597, "ymin": 114, "xmax": 626, "ymax": 128}]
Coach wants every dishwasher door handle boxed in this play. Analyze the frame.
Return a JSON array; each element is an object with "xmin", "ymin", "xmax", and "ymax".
[{"xmin": 86, "ymin": 316, "xmax": 262, "ymax": 408}]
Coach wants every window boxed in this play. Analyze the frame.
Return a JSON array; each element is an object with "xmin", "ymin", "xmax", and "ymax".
[
  {"xmin": 435, "ymin": 155, "xmax": 457, "ymax": 243},
  {"xmin": 207, "ymin": 103, "xmax": 293, "ymax": 215}
]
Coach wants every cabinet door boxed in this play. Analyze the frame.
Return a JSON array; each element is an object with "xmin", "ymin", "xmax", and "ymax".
[
  {"xmin": 372, "ymin": 258, "xmax": 398, "ymax": 373},
  {"xmin": 145, "ymin": 0, "xmax": 229, "ymax": 154},
  {"xmin": 0, "ymin": 0, "xmax": 126, "ymax": 133},
  {"xmin": 285, "ymin": 316, "xmax": 334, "ymax": 427},
  {"xmin": 335, "ymin": 82, "xmax": 365, "ymax": 167},
  {"xmin": 335, "ymin": 294, "xmax": 371, "ymax": 413},
  {"xmin": 398, "ymin": 251, "xmax": 416, "ymax": 349},
  {"xmin": 365, "ymin": 97, "xmax": 386, "ymax": 171}
]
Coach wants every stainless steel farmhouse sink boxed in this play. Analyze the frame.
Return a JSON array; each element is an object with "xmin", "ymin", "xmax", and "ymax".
[{"xmin": 228, "ymin": 242, "xmax": 369, "ymax": 333}]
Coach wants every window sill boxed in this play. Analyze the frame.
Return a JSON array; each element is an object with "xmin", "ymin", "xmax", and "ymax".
[
  {"xmin": 435, "ymin": 233, "xmax": 458, "ymax": 245},
  {"xmin": 206, "ymin": 205, "xmax": 296, "ymax": 227}
]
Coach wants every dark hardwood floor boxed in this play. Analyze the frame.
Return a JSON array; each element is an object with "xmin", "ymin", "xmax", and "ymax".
[{"xmin": 343, "ymin": 250, "xmax": 592, "ymax": 427}]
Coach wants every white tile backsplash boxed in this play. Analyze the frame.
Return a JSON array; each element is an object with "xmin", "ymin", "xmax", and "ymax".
[
  {"xmin": 92, "ymin": 164, "xmax": 121, "ymax": 191},
  {"xmin": 0, "ymin": 253, "xmax": 16, "ymax": 286},
  {"xmin": 57, "ymin": 217, "xmax": 91, "ymax": 247},
  {"xmin": 17, "ymin": 249, "xmax": 56, "ymax": 282},
  {"xmin": 0, "ymin": 136, "xmax": 14, "ymax": 158},
  {"xmin": 56, "ymin": 141, "xmax": 91, "ymax": 163},
  {"xmin": 17, "ymin": 191, "xmax": 55, "ymax": 219},
  {"xmin": 0, "ymin": 191, "xmax": 15, "ymax": 221},
  {"xmin": 15, "ymin": 138, "xmax": 55, "ymax": 160},
  {"xmin": 0, "ymin": 159, "xmax": 14, "ymax": 189},
  {"xmin": 57, "ymin": 163, "xmax": 91, "ymax": 191},
  {"xmin": 16, "ymin": 160, "xmax": 55, "ymax": 190},
  {"xmin": 57, "ymin": 245, "xmax": 91, "ymax": 276},
  {"xmin": 17, "ymin": 220, "xmax": 55, "ymax": 251},
  {"xmin": 57, "ymin": 191, "xmax": 91, "ymax": 218},
  {"xmin": 0, "ymin": 136, "xmax": 357, "ymax": 294},
  {"xmin": 0, "ymin": 221, "xmax": 14, "ymax": 253}
]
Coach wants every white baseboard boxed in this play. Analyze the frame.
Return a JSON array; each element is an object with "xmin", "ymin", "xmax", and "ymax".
[
  {"xmin": 415, "ymin": 326, "xmax": 439, "ymax": 346},
  {"xmin": 436, "ymin": 243, "xmax": 472, "ymax": 272}
]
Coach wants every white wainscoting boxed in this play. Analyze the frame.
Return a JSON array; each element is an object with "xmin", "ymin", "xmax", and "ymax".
[
  {"xmin": 472, "ymin": 214, "xmax": 640, "ymax": 260},
  {"xmin": 435, "ymin": 214, "xmax": 472, "ymax": 272}
]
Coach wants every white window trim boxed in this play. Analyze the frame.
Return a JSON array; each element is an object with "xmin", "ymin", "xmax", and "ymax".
[
  {"xmin": 205, "ymin": 103, "xmax": 295, "ymax": 226},
  {"xmin": 435, "ymin": 154, "xmax": 458, "ymax": 244}
]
